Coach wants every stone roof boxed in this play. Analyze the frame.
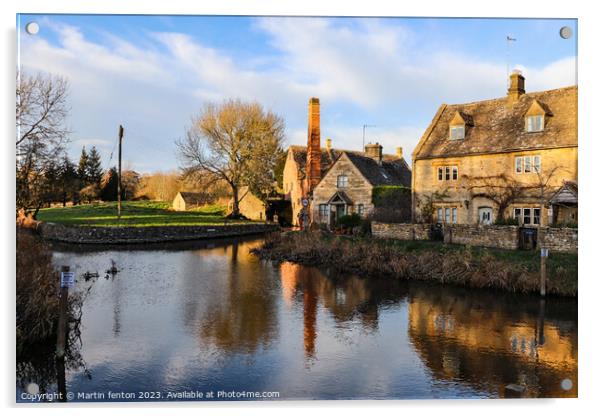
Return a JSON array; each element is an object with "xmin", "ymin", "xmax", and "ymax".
[
  {"xmin": 414, "ymin": 86, "xmax": 577, "ymax": 160},
  {"xmin": 177, "ymin": 191, "xmax": 207, "ymax": 204},
  {"xmin": 289, "ymin": 145, "xmax": 411, "ymax": 187},
  {"xmin": 550, "ymin": 181, "xmax": 578, "ymax": 205},
  {"xmin": 345, "ymin": 152, "xmax": 411, "ymax": 187}
]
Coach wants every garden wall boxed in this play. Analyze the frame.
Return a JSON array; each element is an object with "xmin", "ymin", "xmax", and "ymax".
[
  {"xmin": 37, "ymin": 222, "xmax": 280, "ymax": 244},
  {"xmin": 372, "ymin": 221, "xmax": 577, "ymax": 253}
]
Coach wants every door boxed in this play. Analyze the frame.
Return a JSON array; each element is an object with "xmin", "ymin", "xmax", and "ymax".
[
  {"xmin": 336, "ymin": 205, "xmax": 346, "ymax": 221},
  {"xmin": 478, "ymin": 207, "xmax": 493, "ymax": 225}
]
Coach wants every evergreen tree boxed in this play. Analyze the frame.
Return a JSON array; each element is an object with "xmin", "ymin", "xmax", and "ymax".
[
  {"xmin": 100, "ymin": 167, "xmax": 119, "ymax": 201},
  {"xmin": 58, "ymin": 155, "xmax": 79, "ymax": 206},
  {"xmin": 86, "ymin": 146, "xmax": 103, "ymax": 185},
  {"xmin": 77, "ymin": 146, "xmax": 89, "ymax": 184}
]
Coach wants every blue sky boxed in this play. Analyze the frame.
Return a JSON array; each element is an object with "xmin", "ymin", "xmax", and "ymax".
[{"xmin": 17, "ymin": 15, "xmax": 577, "ymax": 173}]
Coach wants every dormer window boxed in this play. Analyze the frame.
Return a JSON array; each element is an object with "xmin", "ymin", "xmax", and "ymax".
[
  {"xmin": 525, "ymin": 100, "xmax": 548, "ymax": 133},
  {"xmin": 526, "ymin": 115, "xmax": 544, "ymax": 132},
  {"xmin": 449, "ymin": 111, "xmax": 468, "ymax": 140},
  {"xmin": 450, "ymin": 125, "xmax": 465, "ymax": 140}
]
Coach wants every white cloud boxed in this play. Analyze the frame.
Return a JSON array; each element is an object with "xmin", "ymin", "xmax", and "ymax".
[{"xmin": 17, "ymin": 17, "xmax": 576, "ymax": 172}]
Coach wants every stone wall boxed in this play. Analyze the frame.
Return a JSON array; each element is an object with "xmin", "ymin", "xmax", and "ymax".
[
  {"xmin": 372, "ymin": 221, "xmax": 578, "ymax": 253},
  {"xmin": 540, "ymin": 227, "xmax": 578, "ymax": 253},
  {"xmin": 444, "ymin": 224, "xmax": 519, "ymax": 250},
  {"xmin": 371, "ymin": 222, "xmax": 431, "ymax": 240},
  {"xmin": 37, "ymin": 222, "xmax": 280, "ymax": 245}
]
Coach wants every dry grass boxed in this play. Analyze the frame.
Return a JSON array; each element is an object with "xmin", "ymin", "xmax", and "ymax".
[{"xmin": 253, "ymin": 231, "xmax": 577, "ymax": 296}]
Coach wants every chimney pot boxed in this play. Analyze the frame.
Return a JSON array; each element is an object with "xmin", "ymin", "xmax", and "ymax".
[{"xmin": 325, "ymin": 138, "xmax": 332, "ymax": 150}]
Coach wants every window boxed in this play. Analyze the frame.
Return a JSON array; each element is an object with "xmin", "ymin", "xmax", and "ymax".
[
  {"xmin": 533, "ymin": 155, "xmax": 541, "ymax": 173},
  {"xmin": 515, "ymin": 156, "xmax": 541, "ymax": 174},
  {"xmin": 437, "ymin": 165, "xmax": 459, "ymax": 181},
  {"xmin": 357, "ymin": 204, "xmax": 365, "ymax": 216},
  {"xmin": 513, "ymin": 208, "xmax": 522, "ymax": 221},
  {"xmin": 533, "ymin": 208, "xmax": 541, "ymax": 225},
  {"xmin": 437, "ymin": 208, "xmax": 443, "ymax": 223},
  {"xmin": 319, "ymin": 204, "xmax": 328, "ymax": 219},
  {"xmin": 526, "ymin": 115, "xmax": 544, "ymax": 132},
  {"xmin": 523, "ymin": 208, "xmax": 531, "ymax": 225},
  {"xmin": 450, "ymin": 125, "xmax": 465, "ymax": 140},
  {"xmin": 524, "ymin": 157, "xmax": 532, "ymax": 173},
  {"xmin": 445, "ymin": 208, "xmax": 451, "ymax": 223},
  {"xmin": 452, "ymin": 208, "xmax": 458, "ymax": 224},
  {"xmin": 336, "ymin": 175, "xmax": 348, "ymax": 188}
]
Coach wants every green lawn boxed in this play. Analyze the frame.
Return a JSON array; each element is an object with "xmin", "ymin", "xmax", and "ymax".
[{"xmin": 36, "ymin": 201, "xmax": 246, "ymax": 227}]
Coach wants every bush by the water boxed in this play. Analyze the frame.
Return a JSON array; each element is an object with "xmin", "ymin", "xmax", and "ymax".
[{"xmin": 253, "ymin": 231, "xmax": 577, "ymax": 296}]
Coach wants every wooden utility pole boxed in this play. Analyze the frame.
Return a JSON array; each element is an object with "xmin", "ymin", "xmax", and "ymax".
[{"xmin": 117, "ymin": 125, "xmax": 124, "ymax": 219}]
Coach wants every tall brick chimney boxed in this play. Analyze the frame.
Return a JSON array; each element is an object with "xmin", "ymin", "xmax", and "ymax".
[
  {"xmin": 306, "ymin": 97, "xmax": 321, "ymax": 195},
  {"xmin": 507, "ymin": 70, "xmax": 525, "ymax": 104}
]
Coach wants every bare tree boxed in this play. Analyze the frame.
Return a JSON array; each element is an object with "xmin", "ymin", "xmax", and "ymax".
[
  {"xmin": 462, "ymin": 166, "xmax": 566, "ymax": 224},
  {"xmin": 176, "ymin": 99, "xmax": 284, "ymax": 217},
  {"xmin": 16, "ymin": 71, "xmax": 70, "ymax": 214}
]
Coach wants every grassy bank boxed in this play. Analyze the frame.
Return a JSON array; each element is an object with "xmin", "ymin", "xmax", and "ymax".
[
  {"xmin": 36, "ymin": 201, "xmax": 243, "ymax": 227},
  {"xmin": 252, "ymin": 231, "xmax": 577, "ymax": 296}
]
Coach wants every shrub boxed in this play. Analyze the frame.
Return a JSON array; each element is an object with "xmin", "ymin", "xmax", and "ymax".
[
  {"xmin": 494, "ymin": 217, "xmax": 519, "ymax": 226},
  {"xmin": 337, "ymin": 213, "xmax": 362, "ymax": 230}
]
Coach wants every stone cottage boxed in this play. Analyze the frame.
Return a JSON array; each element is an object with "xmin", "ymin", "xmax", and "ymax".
[
  {"xmin": 283, "ymin": 97, "xmax": 411, "ymax": 226},
  {"xmin": 412, "ymin": 71, "xmax": 577, "ymax": 226},
  {"xmin": 172, "ymin": 191, "xmax": 208, "ymax": 211}
]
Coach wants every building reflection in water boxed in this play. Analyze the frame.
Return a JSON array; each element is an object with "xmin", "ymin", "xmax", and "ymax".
[
  {"xmin": 407, "ymin": 285, "xmax": 577, "ymax": 398},
  {"xmin": 279, "ymin": 262, "xmax": 401, "ymax": 361},
  {"xmin": 190, "ymin": 240, "xmax": 280, "ymax": 355}
]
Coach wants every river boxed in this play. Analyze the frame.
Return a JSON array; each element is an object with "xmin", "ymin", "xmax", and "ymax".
[{"xmin": 16, "ymin": 236, "xmax": 577, "ymax": 401}]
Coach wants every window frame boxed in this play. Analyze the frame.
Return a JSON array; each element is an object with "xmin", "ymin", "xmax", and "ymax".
[
  {"xmin": 437, "ymin": 208, "xmax": 443, "ymax": 223},
  {"xmin": 452, "ymin": 207, "xmax": 458, "ymax": 224},
  {"xmin": 526, "ymin": 115, "xmax": 544, "ymax": 133},
  {"xmin": 336, "ymin": 175, "xmax": 349, "ymax": 188},
  {"xmin": 437, "ymin": 167, "xmax": 443, "ymax": 181},
  {"xmin": 450, "ymin": 125, "xmax": 465, "ymax": 140},
  {"xmin": 319, "ymin": 204, "xmax": 328, "ymax": 219},
  {"xmin": 452, "ymin": 166, "xmax": 458, "ymax": 181},
  {"xmin": 515, "ymin": 157, "xmax": 523, "ymax": 174},
  {"xmin": 357, "ymin": 204, "xmax": 365, "ymax": 216},
  {"xmin": 523, "ymin": 208, "xmax": 532, "ymax": 225}
]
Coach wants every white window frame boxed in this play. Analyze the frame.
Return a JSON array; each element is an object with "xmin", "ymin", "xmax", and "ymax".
[
  {"xmin": 336, "ymin": 175, "xmax": 348, "ymax": 188},
  {"xmin": 523, "ymin": 208, "xmax": 532, "ymax": 225},
  {"xmin": 526, "ymin": 115, "xmax": 544, "ymax": 133},
  {"xmin": 533, "ymin": 208, "xmax": 541, "ymax": 225},
  {"xmin": 445, "ymin": 208, "xmax": 451, "ymax": 223},
  {"xmin": 533, "ymin": 155, "xmax": 541, "ymax": 173},
  {"xmin": 452, "ymin": 208, "xmax": 458, "ymax": 224},
  {"xmin": 515, "ymin": 157, "xmax": 523, "ymax": 174},
  {"xmin": 452, "ymin": 166, "xmax": 458, "ymax": 181},
  {"xmin": 524, "ymin": 156, "xmax": 532, "ymax": 173},
  {"xmin": 437, "ymin": 208, "xmax": 443, "ymax": 223},
  {"xmin": 450, "ymin": 125, "xmax": 465, "ymax": 140},
  {"xmin": 437, "ymin": 167, "xmax": 443, "ymax": 181},
  {"xmin": 445, "ymin": 167, "xmax": 450, "ymax": 181},
  {"xmin": 357, "ymin": 204, "xmax": 365, "ymax": 216}
]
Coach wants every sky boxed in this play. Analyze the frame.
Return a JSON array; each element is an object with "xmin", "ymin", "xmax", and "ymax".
[{"xmin": 17, "ymin": 15, "xmax": 577, "ymax": 173}]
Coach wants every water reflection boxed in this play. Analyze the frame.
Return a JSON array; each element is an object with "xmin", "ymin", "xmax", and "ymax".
[
  {"xmin": 407, "ymin": 285, "xmax": 577, "ymax": 397},
  {"xmin": 17, "ymin": 237, "xmax": 577, "ymax": 401}
]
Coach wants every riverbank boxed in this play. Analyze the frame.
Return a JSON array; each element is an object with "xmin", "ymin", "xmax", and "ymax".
[
  {"xmin": 35, "ymin": 221, "xmax": 280, "ymax": 244},
  {"xmin": 252, "ymin": 231, "xmax": 577, "ymax": 297}
]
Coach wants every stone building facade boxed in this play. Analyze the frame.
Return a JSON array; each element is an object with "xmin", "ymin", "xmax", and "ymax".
[
  {"xmin": 283, "ymin": 97, "xmax": 411, "ymax": 226},
  {"xmin": 412, "ymin": 72, "xmax": 577, "ymax": 227}
]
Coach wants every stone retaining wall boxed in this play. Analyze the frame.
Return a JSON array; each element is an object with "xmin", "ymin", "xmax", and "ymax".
[
  {"xmin": 37, "ymin": 222, "xmax": 280, "ymax": 244},
  {"xmin": 540, "ymin": 227, "xmax": 578, "ymax": 253},
  {"xmin": 444, "ymin": 224, "xmax": 519, "ymax": 250},
  {"xmin": 371, "ymin": 222, "xmax": 430, "ymax": 240},
  {"xmin": 372, "ymin": 221, "xmax": 577, "ymax": 252}
]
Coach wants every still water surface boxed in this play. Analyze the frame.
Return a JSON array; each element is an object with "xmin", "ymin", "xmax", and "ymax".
[{"xmin": 18, "ymin": 237, "xmax": 577, "ymax": 401}]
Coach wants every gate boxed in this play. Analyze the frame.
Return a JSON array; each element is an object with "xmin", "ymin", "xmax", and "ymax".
[
  {"xmin": 519, "ymin": 227, "xmax": 538, "ymax": 250},
  {"xmin": 430, "ymin": 223, "xmax": 444, "ymax": 241}
]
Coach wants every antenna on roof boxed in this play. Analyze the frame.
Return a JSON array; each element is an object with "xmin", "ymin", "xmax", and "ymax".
[
  {"xmin": 506, "ymin": 35, "xmax": 517, "ymax": 87},
  {"xmin": 362, "ymin": 124, "xmax": 376, "ymax": 149}
]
